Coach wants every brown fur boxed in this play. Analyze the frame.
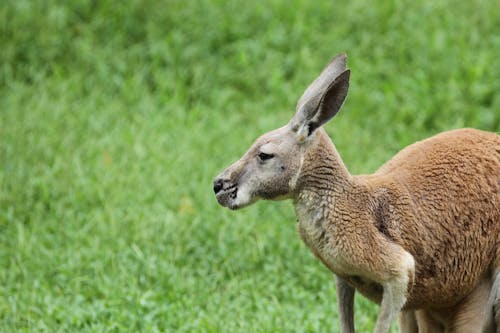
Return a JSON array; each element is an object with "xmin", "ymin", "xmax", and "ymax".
[
  {"xmin": 408, "ymin": 274, "xmax": 495, "ymax": 332},
  {"xmin": 295, "ymin": 128, "xmax": 499, "ymax": 305},
  {"xmin": 296, "ymin": 128, "xmax": 499, "ymax": 332},
  {"xmin": 372, "ymin": 128, "xmax": 498, "ymax": 308}
]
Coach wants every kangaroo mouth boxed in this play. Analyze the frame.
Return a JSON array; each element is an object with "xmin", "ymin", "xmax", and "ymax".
[{"xmin": 215, "ymin": 185, "xmax": 238, "ymax": 209}]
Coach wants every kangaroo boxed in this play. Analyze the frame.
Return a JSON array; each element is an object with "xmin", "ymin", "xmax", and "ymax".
[{"xmin": 213, "ymin": 54, "xmax": 499, "ymax": 332}]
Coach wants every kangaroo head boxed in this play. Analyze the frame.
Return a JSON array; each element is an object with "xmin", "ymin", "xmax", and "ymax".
[{"xmin": 214, "ymin": 54, "xmax": 350, "ymax": 210}]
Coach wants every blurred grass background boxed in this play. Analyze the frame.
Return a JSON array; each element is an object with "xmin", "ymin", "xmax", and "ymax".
[{"xmin": 0, "ymin": 0, "xmax": 498, "ymax": 332}]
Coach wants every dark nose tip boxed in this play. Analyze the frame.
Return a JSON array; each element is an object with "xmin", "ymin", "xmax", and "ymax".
[{"xmin": 213, "ymin": 178, "xmax": 224, "ymax": 194}]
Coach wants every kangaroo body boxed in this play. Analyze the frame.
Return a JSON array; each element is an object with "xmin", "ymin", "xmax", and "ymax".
[
  {"xmin": 296, "ymin": 128, "xmax": 498, "ymax": 308},
  {"xmin": 214, "ymin": 54, "xmax": 499, "ymax": 332}
]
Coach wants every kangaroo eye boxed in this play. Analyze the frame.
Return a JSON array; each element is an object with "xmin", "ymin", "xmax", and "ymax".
[{"xmin": 258, "ymin": 152, "xmax": 274, "ymax": 161}]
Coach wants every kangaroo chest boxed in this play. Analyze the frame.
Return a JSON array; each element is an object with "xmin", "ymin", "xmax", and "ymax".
[
  {"xmin": 295, "ymin": 200, "xmax": 351, "ymax": 276},
  {"xmin": 294, "ymin": 198, "xmax": 385, "ymax": 304}
]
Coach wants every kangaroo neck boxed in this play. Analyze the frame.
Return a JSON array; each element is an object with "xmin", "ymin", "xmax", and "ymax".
[
  {"xmin": 291, "ymin": 130, "xmax": 371, "ymax": 272},
  {"xmin": 292, "ymin": 130, "xmax": 365, "ymax": 236},
  {"xmin": 293, "ymin": 129, "xmax": 353, "ymax": 200}
]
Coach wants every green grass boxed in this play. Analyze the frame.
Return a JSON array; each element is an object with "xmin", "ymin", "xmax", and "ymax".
[{"xmin": 0, "ymin": 0, "xmax": 499, "ymax": 332}]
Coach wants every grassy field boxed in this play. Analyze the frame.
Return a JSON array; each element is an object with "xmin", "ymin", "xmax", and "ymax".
[{"xmin": 1, "ymin": 0, "xmax": 499, "ymax": 332}]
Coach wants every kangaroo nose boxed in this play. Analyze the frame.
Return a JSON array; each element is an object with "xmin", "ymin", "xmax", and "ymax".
[{"xmin": 213, "ymin": 178, "xmax": 224, "ymax": 194}]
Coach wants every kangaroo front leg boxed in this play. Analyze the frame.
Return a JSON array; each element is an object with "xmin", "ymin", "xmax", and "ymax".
[
  {"xmin": 336, "ymin": 275, "xmax": 355, "ymax": 333},
  {"xmin": 374, "ymin": 251, "xmax": 415, "ymax": 333}
]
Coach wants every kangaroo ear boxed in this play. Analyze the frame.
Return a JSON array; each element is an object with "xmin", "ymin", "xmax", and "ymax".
[{"xmin": 290, "ymin": 54, "xmax": 350, "ymax": 139}]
